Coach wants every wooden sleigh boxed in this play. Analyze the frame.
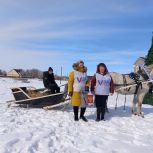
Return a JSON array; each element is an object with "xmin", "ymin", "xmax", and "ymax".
[{"xmin": 10, "ymin": 84, "xmax": 68, "ymax": 108}]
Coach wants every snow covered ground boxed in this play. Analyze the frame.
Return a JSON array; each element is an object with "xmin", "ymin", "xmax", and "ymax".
[{"xmin": 0, "ymin": 77, "xmax": 153, "ymax": 153}]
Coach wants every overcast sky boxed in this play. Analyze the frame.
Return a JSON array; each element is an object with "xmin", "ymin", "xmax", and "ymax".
[{"xmin": 0, "ymin": 0, "xmax": 153, "ymax": 75}]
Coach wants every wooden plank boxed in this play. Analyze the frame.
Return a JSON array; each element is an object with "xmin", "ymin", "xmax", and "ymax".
[{"xmin": 43, "ymin": 99, "xmax": 70, "ymax": 110}]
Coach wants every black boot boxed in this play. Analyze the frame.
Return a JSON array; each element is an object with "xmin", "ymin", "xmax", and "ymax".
[
  {"xmin": 105, "ymin": 103, "xmax": 109, "ymax": 113},
  {"xmin": 96, "ymin": 107, "xmax": 101, "ymax": 122},
  {"xmin": 80, "ymin": 107, "xmax": 88, "ymax": 122},
  {"xmin": 73, "ymin": 106, "xmax": 79, "ymax": 121},
  {"xmin": 101, "ymin": 108, "xmax": 106, "ymax": 121}
]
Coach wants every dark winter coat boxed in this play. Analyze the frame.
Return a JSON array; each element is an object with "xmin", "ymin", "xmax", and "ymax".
[{"xmin": 43, "ymin": 71, "xmax": 56, "ymax": 88}]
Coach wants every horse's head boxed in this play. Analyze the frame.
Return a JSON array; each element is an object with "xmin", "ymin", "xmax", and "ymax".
[
  {"xmin": 133, "ymin": 65, "xmax": 148, "ymax": 81},
  {"xmin": 133, "ymin": 65, "xmax": 139, "ymax": 73},
  {"xmin": 138, "ymin": 69, "xmax": 149, "ymax": 81}
]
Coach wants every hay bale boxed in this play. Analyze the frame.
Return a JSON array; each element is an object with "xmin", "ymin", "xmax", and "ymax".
[
  {"xmin": 27, "ymin": 90, "xmax": 51, "ymax": 98},
  {"xmin": 27, "ymin": 90, "xmax": 43, "ymax": 98}
]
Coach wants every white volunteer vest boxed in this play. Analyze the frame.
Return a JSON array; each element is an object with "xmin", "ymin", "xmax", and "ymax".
[
  {"xmin": 73, "ymin": 70, "xmax": 87, "ymax": 92},
  {"xmin": 95, "ymin": 73, "xmax": 111, "ymax": 95}
]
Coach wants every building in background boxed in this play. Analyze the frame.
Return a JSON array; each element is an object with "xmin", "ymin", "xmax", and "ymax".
[{"xmin": 7, "ymin": 69, "xmax": 22, "ymax": 78}]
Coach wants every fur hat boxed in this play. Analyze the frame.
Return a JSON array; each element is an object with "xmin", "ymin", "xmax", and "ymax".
[{"xmin": 72, "ymin": 60, "xmax": 87, "ymax": 72}]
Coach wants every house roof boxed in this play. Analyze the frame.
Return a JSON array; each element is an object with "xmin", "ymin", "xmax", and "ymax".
[
  {"xmin": 13, "ymin": 69, "xmax": 22, "ymax": 73},
  {"xmin": 7, "ymin": 69, "xmax": 22, "ymax": 76}
]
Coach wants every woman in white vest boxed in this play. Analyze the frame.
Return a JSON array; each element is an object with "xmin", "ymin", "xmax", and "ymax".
[
  {"xmin": 68, "ymin": 60, "xmax": 89, "ymax": 122},
  {"xmin": 91, "ymin": 63, "xmax": 114, "ymax": 121}
]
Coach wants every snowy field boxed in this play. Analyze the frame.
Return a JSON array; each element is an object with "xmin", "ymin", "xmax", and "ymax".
[{"xmin": 0, "ymin": 77, "xmax": 153, "ymax": 153}]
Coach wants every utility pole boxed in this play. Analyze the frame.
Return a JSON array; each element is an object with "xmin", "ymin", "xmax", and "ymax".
[{"xmin": 60, "ymin": 66, "xmax": 62, "ymax": 84}]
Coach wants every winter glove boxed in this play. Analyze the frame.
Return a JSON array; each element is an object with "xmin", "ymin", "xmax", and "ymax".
[{"xmin": 69, "ymin": 92, "xmax": 73, "ymax": 97}]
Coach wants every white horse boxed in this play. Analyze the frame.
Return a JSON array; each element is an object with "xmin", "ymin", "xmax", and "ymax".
[{"xmin": 110, "ymin": 70, "xmax": 153, "ymax": 117}]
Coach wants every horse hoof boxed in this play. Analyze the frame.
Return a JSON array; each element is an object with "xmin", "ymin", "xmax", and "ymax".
[
  {"xmin": 141, "ymin": 113, "xmax": 144, "ymax": 118},
  {"xmin": 138, "ymin": 112, "xmax": 144, "ymax": 118}
]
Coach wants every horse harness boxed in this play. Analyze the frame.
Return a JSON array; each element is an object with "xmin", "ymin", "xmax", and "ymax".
[
  {"xmin": 122, "ymin": 72, "xmax": 143, "ymax": 95},
  {"xmin": 115, "ymin": 69, "xmax": 152, "ymax": 110}
]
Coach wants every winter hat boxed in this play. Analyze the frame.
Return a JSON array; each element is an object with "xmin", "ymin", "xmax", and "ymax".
[
  {"xmin": 73, "ymin": 60, "xmax": 87, "ymax": 72},
  {"xmin": 48, "ymin": 67, "xmax": 53, "ymax": 71},
  {"xmin": 77, "ymin": 60, "xmax": 84, "ymax": 65}
]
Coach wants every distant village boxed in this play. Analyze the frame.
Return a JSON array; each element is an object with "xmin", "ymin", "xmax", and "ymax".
[{"xmin": 0, "ymin": 69, "xmax": 68, "ymax": 80}]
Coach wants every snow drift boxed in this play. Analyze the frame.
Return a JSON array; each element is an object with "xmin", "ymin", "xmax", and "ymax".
[{"xmin": 0, "ymin": 78, "xmax": 153, "ymax": 153}]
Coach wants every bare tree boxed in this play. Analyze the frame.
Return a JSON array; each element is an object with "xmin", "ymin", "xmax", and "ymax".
[{"xmin": 0, "ymin": 69, "xmax": 6, "ymax": 76}]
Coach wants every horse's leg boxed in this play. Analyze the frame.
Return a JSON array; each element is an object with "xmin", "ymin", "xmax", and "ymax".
[
  {"xmin": 132, "ymin": 94, "xmax": 137, "ymax": 115},
  {"xmin": 137, "ymin": 93, "xmax": 145, "ymax": 117},
  {"xmin": 137, "ymin": 101, "xmax": 144, "ymax": 117}
]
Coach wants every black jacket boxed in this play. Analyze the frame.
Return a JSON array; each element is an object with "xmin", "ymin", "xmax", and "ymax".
[{"xmin": 43, "ymin": 71, "xmax": 56, "ymax": 88}]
